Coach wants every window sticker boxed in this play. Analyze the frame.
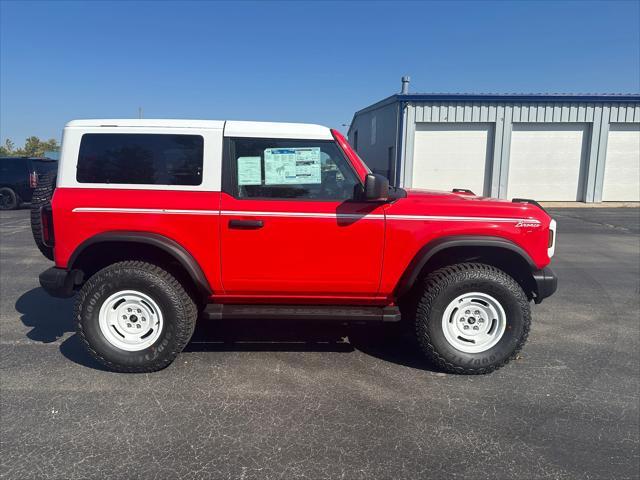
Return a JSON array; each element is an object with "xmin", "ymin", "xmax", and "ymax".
[
  {"xmin": 237, "ymin": 156, "xmax": 262, "ymax": 185},
  {"xmin": 264, "ymin": 147, "xmax": 321, "ymax": 185}
]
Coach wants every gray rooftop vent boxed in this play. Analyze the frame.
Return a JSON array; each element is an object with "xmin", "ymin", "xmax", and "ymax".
[{"xmin": 401, "ymin": 76, "xmax": 410, "ymax": 94}]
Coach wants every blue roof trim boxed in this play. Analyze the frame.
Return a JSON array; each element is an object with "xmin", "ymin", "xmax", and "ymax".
[
  {"xmin": 351, "ymin": 92, "xmax": 640, "ymax": 120},
  {"xmin": 398, "ymin": 93, "xmax": 640, "ymax": 102}
]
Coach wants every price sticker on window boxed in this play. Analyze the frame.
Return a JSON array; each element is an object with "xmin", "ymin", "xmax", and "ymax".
[{"xmin": 264, "ymin": 147, "xmax": 321, "ymax": 185}]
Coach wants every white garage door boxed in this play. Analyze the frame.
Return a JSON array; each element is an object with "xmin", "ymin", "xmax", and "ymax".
[
  {"xmin": 412, "ymin": 123, "xmax": 492, "ymax": 195},
  {"xmin": 508, "ymin": 123, "xmax": 588, "ymax": 201},
  {"xmin": 602, "ymin": 123, "xmax": 640, "ymax": 201}
]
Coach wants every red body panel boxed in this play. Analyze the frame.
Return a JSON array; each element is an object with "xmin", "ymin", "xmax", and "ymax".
[
  {"xmin": 52, "ymin": 188, "xmax": 224, "ymax": 294},
  {"xmin": 219, "ymin": 193, "xmax": 385, "ymax": 298},
  {"xmin": 380, "ymin": 190, "xmax": 551, "ymax": 294},
  {"xmin": 51, "ymin": 136, "xmax": 552, "ymax": 306}
]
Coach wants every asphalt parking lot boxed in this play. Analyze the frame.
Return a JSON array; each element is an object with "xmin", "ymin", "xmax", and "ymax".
[{"xmin": 1, "ymin": 207, "xmax": 639, "ymax": 479}]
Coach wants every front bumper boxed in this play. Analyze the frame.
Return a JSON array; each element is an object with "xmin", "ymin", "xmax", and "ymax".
[
  {"xmin": 532, "ymin": 267, "xmax": 558, "ymax": 304},
  {"xmin": 39, "ymin": 267, "xmax": 83, "ymax": 298}
]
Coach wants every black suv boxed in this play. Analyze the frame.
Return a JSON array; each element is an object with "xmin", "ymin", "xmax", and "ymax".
[{"xmin": 0, "ymin": 157, "xmax": 58, "ymax": 210}]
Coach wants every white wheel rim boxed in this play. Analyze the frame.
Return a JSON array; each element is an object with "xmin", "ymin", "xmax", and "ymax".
[
  {"xmin": 98, "ymin": 290, "xmax": 164, "ymax": 352},
  {"xmin": 441, "ymin": 292, "xmax": 507, "ymax": 353}
]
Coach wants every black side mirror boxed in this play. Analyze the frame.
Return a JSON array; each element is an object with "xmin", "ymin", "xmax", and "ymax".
[{"xmin": 362, "ymin": 173, "xmax": 389, "ymax": 202}]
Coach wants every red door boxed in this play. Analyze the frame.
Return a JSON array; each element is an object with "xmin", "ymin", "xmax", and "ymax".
[
  {"xmin": 219, "ymin": 136, "xmax": 385, "ymax": 299},
  {"xmin": 220, "ymin": 194, "xmax": 385, "ymax": 297}
]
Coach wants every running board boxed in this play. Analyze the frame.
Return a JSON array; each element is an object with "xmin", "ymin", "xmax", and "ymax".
[{"xmin": 202, "ymin": 304, "xmax": 401, "ymax": 322}]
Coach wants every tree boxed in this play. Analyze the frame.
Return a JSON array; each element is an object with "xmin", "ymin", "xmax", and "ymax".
[
  {"xmin": 0, "ymin": 136, "xmax": 59, "ymax": 157},
  {"xmin": 0, "ymin": 139, "xmax": 15, "ymax": 156}
]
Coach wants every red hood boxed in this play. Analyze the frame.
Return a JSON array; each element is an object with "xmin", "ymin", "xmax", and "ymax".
[
  {"xmin": 404, "ymin": 188, "xmax": 509, "ymax": 202},
  {"xmin": 398, "ymin": 188, "xmax": 550, "ymax": 222}
]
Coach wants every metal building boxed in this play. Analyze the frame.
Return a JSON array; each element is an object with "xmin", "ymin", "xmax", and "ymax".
[{"xmin": 348, "ymin": 80, "xmax": 640, "ymax": 202}]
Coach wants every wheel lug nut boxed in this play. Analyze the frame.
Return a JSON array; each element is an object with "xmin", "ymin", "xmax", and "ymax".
[
  {"xmin": 127, "ymin": 323, "xmax": 132, "ymax": 328},
  {"xmin": 122, "ymin": 315, "xmax": 127, "ymax": 319},
  {"xmin": 136, "ymin": 324, "xmax": 141, "ymax": 329},
  {"xmin": 142, "ymin": 317, "xmax": 146, "ymax": 322},
  {"xmin": 137, "ymin": 309, "xmax": 141, "ymax": 313},
  {"xmin": 127, "ymin": 308, "xmax": 132, "ymax": 312},
  {"xmin": 474, "ymin": 310, "xmax": 480, "ymax": 315},
  {"xmin": 465, "ymin": 310, "xmax": 470, "ymax": 315},
  {"xmin": 473, "ymin": 325, "xmax": 479, "ymax": 330},
  {"xmin": 463, "ymin": 325, "xmax": 469, "ymax": 330}
]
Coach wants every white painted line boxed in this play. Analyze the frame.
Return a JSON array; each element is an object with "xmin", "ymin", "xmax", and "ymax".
[
  {"xmin": 72, "ymin": 207, "xmax": 539, "ymax": 224},
  {"xmin": 386, "ymin": 215, "xmax": 540, "ymax": 224},
  {"xmin": 73, "ymin": 207, "xmax": 220, "ymax": 215},
  {"xmin": 220, "ymin": 210, "xmax": 383, "ymax": 220}
]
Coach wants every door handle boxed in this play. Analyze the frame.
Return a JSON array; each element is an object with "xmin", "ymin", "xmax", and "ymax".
[{"xmin": 228, "ymin": 219, "xmax": 264, "ymax": 229}]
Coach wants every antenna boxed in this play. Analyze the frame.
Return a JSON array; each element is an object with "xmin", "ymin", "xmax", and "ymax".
[{"xmin": 138, "ymin": 107, "xmax": 143, "ymax": 119}]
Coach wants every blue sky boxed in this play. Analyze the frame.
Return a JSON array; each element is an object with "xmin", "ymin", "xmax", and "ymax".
[{"xmin": 1, "ymin": 0, "xmax": 639, "ymax": 144}]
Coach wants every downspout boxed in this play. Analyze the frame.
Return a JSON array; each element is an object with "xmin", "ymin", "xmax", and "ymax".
[
  {"xmin": 394, "ymin": 99, "xmax": 406, "ymax": 187},
  {"xmin": 394, "ymin": 76, "xmax": 410, "ymax": 187}
]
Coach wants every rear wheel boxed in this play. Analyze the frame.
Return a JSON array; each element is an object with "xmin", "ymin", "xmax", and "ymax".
[
  {"xmin": 414, "ymin": 263, "xmax": 530, "ymax": 374},
  {"xmin": 0, "ymin": 187, "xmax": 18, "ymax": 210},
  {"xmin": 30, "ymin": 172, "xmax": 56, "ymax": 260},
  {"xmin": 75, "ymin": 261, "xmax": 197, "ymax": 373}
]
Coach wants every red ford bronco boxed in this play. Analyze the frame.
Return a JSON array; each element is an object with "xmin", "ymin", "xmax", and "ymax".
[{"xmin": 34, "ymin": 119, "xmax": 557, "ymax": 374}]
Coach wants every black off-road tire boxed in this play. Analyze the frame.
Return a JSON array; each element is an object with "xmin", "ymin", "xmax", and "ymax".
[
  {"xmin": 0, "ymin": 187, "xmax": 18, "ymax": 210},
  {"xmin": 415, "ymin": 263, "xmax": 531, "ymax": 375},
  {"xmin": 75, "ymin": 261, "xmax": 197, "ymax": 373},
  {"xmin": 30, "ymin": 171, "xmax": 56, "ymax": 260}
]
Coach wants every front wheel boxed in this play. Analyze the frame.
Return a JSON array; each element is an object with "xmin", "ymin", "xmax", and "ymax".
[
  {"xmin": 414, "ymin": 263, "xmax": 531, "ymax": 374},
  {"xmin": 75, "ymin": 261, "xmax": 197, "ymax": 372}
]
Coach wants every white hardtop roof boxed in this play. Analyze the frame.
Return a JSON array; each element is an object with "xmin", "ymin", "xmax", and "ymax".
[
  {"xmin": 66, "ymin": 119, "xmax": 225, "ymax": 129},
  {"xmin": 65, "ymin": 119, "xmax": 333, "ymax": 140},
  {"xmin": 223, "ymin": 121, "xmax": 332, "ymax": 139}
]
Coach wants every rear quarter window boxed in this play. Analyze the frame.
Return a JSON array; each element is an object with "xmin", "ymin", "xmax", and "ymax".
[{"xmin": 76, "ymin": 133, "xmax": 203, "ymax": 185}]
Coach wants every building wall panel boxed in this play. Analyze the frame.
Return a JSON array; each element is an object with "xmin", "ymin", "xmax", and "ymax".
[
  {"xmin": 403, "ymin": 101, "xmax": 640, "ymax": 201},
  {"xmin": 412, "ymin": 123, "xmax": 493, "ymax": 195},
  {"xmin": 352, "ymin": 96, "xmax": 639, "ymax": 201},
  {"xmin": 347, "ymin": 102, "xmax": 399, "ymax": 181},
  {"xmin": 602, "ymin": 124, "xmax": 640, "ymax": 201},
  {"xmin": 508, "ymin": 124, "xmax": 588, "ymax": 201}
]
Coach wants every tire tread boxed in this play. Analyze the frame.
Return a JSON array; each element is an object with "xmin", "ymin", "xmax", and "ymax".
[
  {"xmin": 415, "ymin": 262, "xmax": 531, "ymax": 375},
  {"xmin": 75, "ymin": 260, "xmax": 197, "ymax": 373}
]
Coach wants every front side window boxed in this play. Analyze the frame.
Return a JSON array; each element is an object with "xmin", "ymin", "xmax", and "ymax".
[
  {"xmin": 225, "ymin": 138, "xmax": 360, "ymax": 200},
  {"xmin": 77, "ymin": 133, "xmax": 203, "ymax": 185}
]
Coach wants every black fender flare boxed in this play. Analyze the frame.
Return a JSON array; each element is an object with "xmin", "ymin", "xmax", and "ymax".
[
  {"xmin": 394, "ymin": 235, "xmax": 537, "ymax": 298},
  {"xmin": 68, "ymin": 231, "xmax": 212, "ymax": 295}
]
